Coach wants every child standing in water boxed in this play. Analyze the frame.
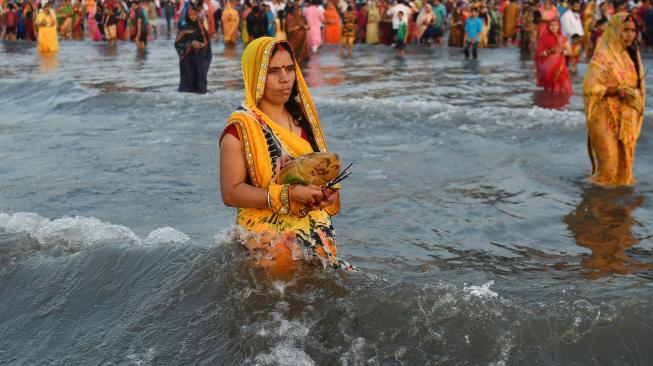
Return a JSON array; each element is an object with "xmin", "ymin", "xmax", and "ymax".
[
  {"xmin": 395, "ymin": 11, "xmax": 408, "ymax": 57},
  {"xmin": 464, "ymin": 7, "xmax": 483, "ymax": 60},
  {"xmin": 569, "ymin": 33, "xmax": 581, "ymax": 73}
]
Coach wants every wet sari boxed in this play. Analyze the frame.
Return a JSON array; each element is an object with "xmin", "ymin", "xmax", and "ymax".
[
  {"xmin": 23, "ymin": 2, "xmax": 36, "ymax": 41},
  {"xmin": 366, "ymin": 3, "xmax": 380, "ymax": 44},
  {"xmin": 535, "ymin": 21, "xmax": 572, "ymax": 93},
  {"xmin": 241, "ymin": 7, "xmax": 251, "ymax": 43},
  {"xmin": 448, "ymin": 10, "xmax": 464, "ymax": 47},
  {"xmin": 221, "ymin": 2, "xmax": 239, "ymax": 44},
  {"xmin": 286, "ymin": 11, "xmax": 308, "ymax": 61},
  {"xmin": 36, "ymin": 8, "xmax": 59, "ymax": 52},
  {"xmin": 56, "ymin": 3, "xmax": 73, "ymax": 40},
  {"xmin": 222, "ymin": 37, "xmax": 354, "ymax": 272},
  {"xmin": 175, "ymin": 12, "xmax": 212, "ymax": 94},
  {"xmin": 583, "ymin": 1, "xmax": 596, "ymax": 50},
  {"xmin": 324, "ymin": 4, "xmax": 341, "ymax": 44},
  {"xmin": 72, "ymin": 3, "xmax": 84, "ymax": 40},
  {"xmin": 583, "ymin": 14, "xmax": 645, "ymax": 186}
]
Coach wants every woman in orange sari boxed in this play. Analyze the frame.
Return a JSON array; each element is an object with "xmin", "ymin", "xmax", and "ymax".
[
  {"xmin": 535, "ymin": 20, "xmax": 572, "ymax": 93},
  {"xmin": 323, "ymin": 2, "xmax": 341, "ymax": 44},
  {"xmin": 219, "ymin": 37, "xmax": 355, "ymax": 274},
  {"xmin": 583, "ymin": 14, "xmax": 645, "ymax": 186}
]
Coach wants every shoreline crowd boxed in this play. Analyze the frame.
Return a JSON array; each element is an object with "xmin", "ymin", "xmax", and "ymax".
[
  {"xmin": 1, "ymin": 0, "xmax": 651, "ymax": 86},
  {"xmin": 2, "ymin": 0, "xmax": 652, "ymax": 54}
]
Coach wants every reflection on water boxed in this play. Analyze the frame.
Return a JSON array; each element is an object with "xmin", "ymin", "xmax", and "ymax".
[
  {"xmin": 532, "ymin": 90, "xmax": 571, "ymax": 109},
  {"xmin": 98, "ymin": 43, "xmax": 119, "ymax": 57},
  {"xmin": 135, "ymin": 48, "xmax": 148, "ymax": 62},
  {"xmin": 222, "ymin": 44, "xmax": 238, "ymax": 59},
  {"xmin": 564, "ymin": 185, "xmax": 652, "ymax": 279},
  {"xmin": 38, "ymin": 52, "xmax": 58, "ymax": 73}
]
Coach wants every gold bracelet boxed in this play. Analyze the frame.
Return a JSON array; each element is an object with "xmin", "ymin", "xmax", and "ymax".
[{"xmin": 278, "ymin": 184, "xmax": 290, "ymax": 215}]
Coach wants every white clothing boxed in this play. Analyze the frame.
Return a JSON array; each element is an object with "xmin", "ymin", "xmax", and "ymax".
[
  {"xmin": 387, "ymin": 3, "xmax": 410, "ymax": 29},
  {"xmin": 560, "ymin": 10, "xmax": 584, "ymax": 40}
]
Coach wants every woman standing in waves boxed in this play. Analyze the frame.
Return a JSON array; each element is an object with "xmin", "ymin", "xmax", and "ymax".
[
  {"xmin": 175, "ymin": 4, "xmax": 212, "ymax": 94},
  {"xmin": 584, "ymin": 14, "xmax": 645, "ymax": 186},
  {"xmin": 535, "ymin": 20, "xmax": 572, "ymax": 94},
  {"xmin": 219, "ymin": 37, "xmax": 355, "ymax": 274}
]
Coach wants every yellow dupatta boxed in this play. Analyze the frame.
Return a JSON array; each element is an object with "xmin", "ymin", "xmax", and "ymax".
[
  {"xmin": 225, "ymin": 37, "xmax": 352, "ymax": 271},
  {"xmin": 583, "ymin": 14, "xmax": 645, "ymax": 180}
]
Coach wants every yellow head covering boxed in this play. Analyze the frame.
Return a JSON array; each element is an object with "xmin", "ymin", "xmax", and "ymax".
[
  {"xmin": 227, "ymin": 37, "xmax": 329, "ymax": 188},
  {"xmin": 224, "ymin": 38, "xmax": 349, "ymax": 271},
  {"xmin": 583, "ymin": 13, "xmax": 645, "ymax": 180},
  {"xmin": 584, "ymin": 13, "xmax": 645, "ymax": 123}
]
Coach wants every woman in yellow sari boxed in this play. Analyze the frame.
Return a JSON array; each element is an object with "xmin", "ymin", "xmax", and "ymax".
[
  {"xmin": 583, "ymin": 14, "xmax": 645, "ymax": 186},
  {"xmin": 582, "ymin": 0, "xmax": 595, "ymax": 55},
  {"xmin": 221, "ymin": 0, "xmax": 239, "ymax": 45},
  {"xmin": 35, "ymin": 1, "xmax": 59, "ymax": 53},
  {"xmin": 220, "ymin": 37, "xmax": 355, "ymax": 274}
]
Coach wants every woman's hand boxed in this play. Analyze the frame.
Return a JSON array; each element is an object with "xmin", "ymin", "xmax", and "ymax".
[
  {"xmin": 289, "ymin": 184, "xmax": 325, "ymax": 208},
  {"xmin": 316, "ymin": 187, "xmax": 339, "ymax": 209}
]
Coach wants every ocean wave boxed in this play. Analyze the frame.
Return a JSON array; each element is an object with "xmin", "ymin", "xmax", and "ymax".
[
  {"xmin": 0, "ymin": 78, "xmax": 95, "ymax": 110},
  {"xmin": 0, "ymin": 211, "xmax": 191, "ymax": 253},
  {"xmin": 312, "ymin": 95, "xmax": 585, "ymax": 131}
]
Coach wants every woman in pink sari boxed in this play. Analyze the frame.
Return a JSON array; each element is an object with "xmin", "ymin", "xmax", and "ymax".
[
  {"xmin": 303, "ymin": 0, "xmax": 324, "ymax": 52},
  {"xmin": 535, "ymin": 20, "xmax": 572, "ymax": 94}
]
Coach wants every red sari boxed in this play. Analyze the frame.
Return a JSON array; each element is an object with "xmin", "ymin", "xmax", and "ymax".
[{"xmin": 535, "ymin": 24, "xmax": 572, "ymax": 94}]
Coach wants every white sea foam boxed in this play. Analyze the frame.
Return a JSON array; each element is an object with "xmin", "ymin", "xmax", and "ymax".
[
  {"xmin": 316, "ymin": 94, "xmax": 585, "ymax": 130},
  {"xmin": 253, "ymin": 343, "xmax": 315, "ymax": 366},
  {"xmin": 463, "ymin": 280, "xmax": 499, "ymax": 300},
  {"xmin": 144, "ymin": 227, "xmax": 191, "ymax": 245},
  {"xmin": 248, "ymin": 311, "xmax": 313, "ymax": 366},
  {"xmin": 0, "ymin": 212, "xmax": 191, "ymax": 252}
]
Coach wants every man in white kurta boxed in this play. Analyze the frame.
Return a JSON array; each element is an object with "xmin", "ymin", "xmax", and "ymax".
[{"xmin": 560, "ymin": 0, "xmax": 584, "ymax": 41}]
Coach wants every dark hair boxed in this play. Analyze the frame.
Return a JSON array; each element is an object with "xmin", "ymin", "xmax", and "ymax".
[
  {"xmin": 252, "ymin": 5, "xmax": 259, "ymax": 12},
  {"xmin": 571, "ymin": 33, "xmax": 580, "ymax": 40},
  {"xmin": 277, "ymin": 10, "xmax": 285, "ymax": 29},
  {"xmin": 623, "ymin": 14, "xmax": 642, "ymax": 89},
  {"xmin": 347, "ymin": 5, "xmax": 352, "ymax": 11},
  {"xmin": 398, "ymin": 10, "xmax": 404, "ymax": 14},
  {"xmin": 595, "ymin": 18, "xmax": 607, "ymax": 27},
  {"xmin": 270, "ymin": 42, "xmax": 320, "ymax": 152}
]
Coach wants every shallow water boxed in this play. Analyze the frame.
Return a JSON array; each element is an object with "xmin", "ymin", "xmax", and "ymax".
[{"xmin": 1, "ymin": 38, "xmax": 653, "ymax": 365}]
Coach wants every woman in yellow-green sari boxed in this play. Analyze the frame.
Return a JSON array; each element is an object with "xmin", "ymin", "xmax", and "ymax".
[
  {"xmin": 220, "ymin": 37, "xmax": 355, "ymax": 274},
  {"xmin": 583, "ymin": 14, "xmax": 645, "ymax": 186}
]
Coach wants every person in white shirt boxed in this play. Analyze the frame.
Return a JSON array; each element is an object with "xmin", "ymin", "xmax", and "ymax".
[
  {"xmin": 387, "ymin": 0, "xmax": 411, "ymax": 30},
  {"xmin": 560, "ymin": 0, "xmax": 584, "ymax": 41}
]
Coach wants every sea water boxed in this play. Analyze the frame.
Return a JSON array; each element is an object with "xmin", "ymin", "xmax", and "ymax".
[{"xmin": 1, "ymin": 40, "xmax": 653, "ymax": 365}]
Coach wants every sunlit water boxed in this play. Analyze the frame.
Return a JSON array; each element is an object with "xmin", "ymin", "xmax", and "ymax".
[{"xmin": 1, "ymin": 37, "xmax": 653, "ymax": 365}]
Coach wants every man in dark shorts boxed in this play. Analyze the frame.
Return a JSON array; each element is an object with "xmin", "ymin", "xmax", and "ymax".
[
  {"xmin": 3, "ymin": 3, "xmax": 18, "ymax": 41},
  {"xmin": 135, "ymin": 0, "xmax": 149, "ymax": 49}
]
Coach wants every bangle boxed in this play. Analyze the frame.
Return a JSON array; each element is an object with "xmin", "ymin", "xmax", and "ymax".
[
  {"xmin": 266, "ymin": 190, "xmax": 273, "ymax": 209},
  {"xmin": 267, "ymin": 182, "xmax": 290, "ymax": 215},
  {"xmin": 279, "ymin": 184, "xmax": 290, "ymax": 215}
]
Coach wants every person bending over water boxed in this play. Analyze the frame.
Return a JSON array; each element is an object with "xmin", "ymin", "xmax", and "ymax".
[
  {"xmin": 583, "ymin": 14, "xmax": 645, "ymax": 186},
  {"xmin": 219, "ymin": 37, "xmax": 355, "ymax": 274}
]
